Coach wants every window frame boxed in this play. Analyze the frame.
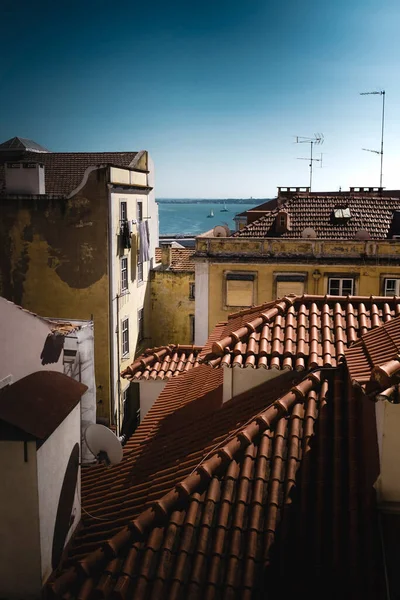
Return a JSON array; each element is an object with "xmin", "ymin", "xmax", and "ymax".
[
  {"xmin": 189, "ymin": 314, "xmax": 195, "ymax": 344},
  {"xmin": 189, "ymin": 282, "xmax": 195, "ymax": 300},
  {"xmin": 384, "ymin": 278, "xmax": 400, "ymax": 296},
  {"xmin": 121, "ymin": 257, "xmax": 128, "ymax": 292},
  {"xmin": 137, "ymin": 261, "xmax": 144, "ymax": 283},
  {"xmin": 137, "ymin": 201, "xmax": 143, "ymax": 222},
  {"xmin": 121, "ymin": 318, "xmax": 129, "ymax": 357},
  {"xmin": 224, "ymin": 271, "xmax": 257, "ymax": 308},
  {"xmin": 138, "ymin": 308, "xmax": 144, "ymax": 342},
  {"xmin": 327, "ymin": 277, "xmax": 354, "ymax": 296},
  {"xmin": 120, "ymin": 201, "xmax": 127, "ymax": 222}
]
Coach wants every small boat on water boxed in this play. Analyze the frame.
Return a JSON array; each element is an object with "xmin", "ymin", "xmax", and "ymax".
[
  {"xmin": 220, "ymin": 202, "xmax": 228, "ymax": 212},
  {"xmin": 207, "ymin": 209, "xmax": 214, "ymax": 218}
]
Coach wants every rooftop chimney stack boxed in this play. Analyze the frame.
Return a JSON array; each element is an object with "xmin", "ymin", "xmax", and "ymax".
[
  {"xmin": 161, "ymin": 245, "xmax": 172, "ymax": 268},
  {"xmin": 5, "ymin": 162, "xmax": 45, "ymax": 195}
]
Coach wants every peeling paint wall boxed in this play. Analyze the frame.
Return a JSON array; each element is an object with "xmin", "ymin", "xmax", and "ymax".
[
  {"xmin": 150, "ymin": 269, "xmax": 195, "ymax": 346},
  {"xmin": 0, "ymin": 169, "xmax": 111, "ymax": 421}
]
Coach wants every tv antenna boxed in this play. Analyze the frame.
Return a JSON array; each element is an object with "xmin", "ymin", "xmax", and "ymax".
[
  {"xmin": 295, "ymin": 133, "xmax": 324, "ymax": 192},
  {"xmin": 360, "ymin": 90, "xmax": 385, "ymax": 188}
]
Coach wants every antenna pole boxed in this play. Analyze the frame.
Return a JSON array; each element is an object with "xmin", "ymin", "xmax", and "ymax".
[
  {"xmin": 310, "ymin": 140, "xmax": 313, "ymax": 191},
  {"xmin": 380, "ymin": 90, "xmax": 385, "ymax": 189},
  {"xmin": 294, "ymin": 133, "xmax": 324, "ymax": 192}
]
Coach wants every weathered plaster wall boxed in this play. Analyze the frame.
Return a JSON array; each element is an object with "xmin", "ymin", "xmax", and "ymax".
[
  {"xmin": 150, "ymin": 269, "xmax": 195, "ymax": 346},
  {"xmin": 0, "ymin": 169, "xmax": 110, "ymax": 420}
]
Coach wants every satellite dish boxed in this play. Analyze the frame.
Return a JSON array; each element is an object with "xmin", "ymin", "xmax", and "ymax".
[
  {"xmin": 301, "ymin": 227, "xmax": 317, "ymax": 239},
  {"xmin": 84, "ymin": 424, "xmax": 123, "ymax": 466},
  {"xmin": 213, "ymin": 224, "xmax": 230, "ymax": 237},
  {"xmin": 355, "ymin": 229, "xmax": 371, "ymax": 240}
]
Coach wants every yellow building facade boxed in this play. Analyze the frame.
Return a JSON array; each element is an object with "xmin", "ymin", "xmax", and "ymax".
[
  {"xmin": 194, "ymin": 235, "xmax": 400, "ymax": 345},
  {"xmin": 150, "ymin": 247, "xmax": 195, "ymax": 346},
  {"xmin": 0, "ymin": 140, "xmax": 158, "ymax": 428}
]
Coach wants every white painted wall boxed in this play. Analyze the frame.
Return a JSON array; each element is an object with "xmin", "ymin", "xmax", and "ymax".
[
  {"xmin": 0, "ymin": 297, "xmax": 63, "ymax": 385},
  {"xmin": 37, "ymin": 403, "xmax": 81, "ymax": 584},
  {"xmin": 223, "ymin": 367, "xmax": 288, "ymax": 403},
  {"xmin": 0, "ymin": 441, "xmax": 42, "ymax": 599},
  {"xmin": 375, "ymin": 401, "xmax": 400, "ymax": 506},
  {"xmin": 139, "ymin": 380, "xmax": 167, "ymax": 421},
  {"xmin": 195, "ymin": 260, "xmax": 209, "ymax": 346}
]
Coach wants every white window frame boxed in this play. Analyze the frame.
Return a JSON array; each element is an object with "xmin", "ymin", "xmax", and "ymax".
[
  {"xmin": 121, "ymin": 257, "xmax": 128, "ymax": 292},
  {"xmin": 138, "ymin": 308, "xmax": 144, "ymax": 342},
  {"xmin": 120, "ymin": 201, "xmax": 127, "ymax": 222},
  {"xmin": 384, "ymin": 278, "xmax": 400, "ymax": 296},
  {"xmin": 328, "ymin": 277, "xmax": 354, "ymax": 296},
  {"xmin": 137, "ymin": 201, "xmax": 143, "ymax": 222},
  {"xmin": 137, "ymin": 261, "xmax": 144, "ymax": 283},
  {"xmin": 122, "ymin": 318, "xmax": 129, "ymax": 356}
]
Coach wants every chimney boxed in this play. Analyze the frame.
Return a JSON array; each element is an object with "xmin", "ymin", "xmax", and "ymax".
[
  {"xmin": 161, "ymin": 245, "xmax": 172, "ymax": 268},
  {"xmin": 5, "ymin": 162, "xmax": 45, "ymax": 195}
]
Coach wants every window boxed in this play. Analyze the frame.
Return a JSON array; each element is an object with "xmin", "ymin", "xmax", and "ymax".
[
  {"xmin": 137, "ymin": 201, "xmax": 143, "ymax": 222},
  {"xmin": 333, "ymin": 207, "xmax": 351, "ymax": 220},
  {"xmin": 120, "ymin": 201, "xmax": 127, "ymax": 222},
  {"xmin": 225, "ymin": 273, "xmax": 255, "ymax": 307},
  {"xmin": 279, "ymin": 214, "xmax": 286, "ymax": 227},
  {"xmin": 121, "ymin": 257, "xmax": 128, "ymax": 292},
  {"xmin": 122, "ymin": 318, "xmax": 129, "ymax": 356},
  {"xmin": 189, "ymin": 282, "xmax": 195, "ymax": 300},
  {"xmin": 384, "ymin": 278, "xmax": 400, "ymax": 296},
  {"xmin": 275, "ymin": 273, "xmax": 306, "ymax": 298},
  {"xmin": 189, "ymin": 314, "xmax": 195, "ymax": 343},
  {"xmin": 138, "ymin": 308, "xmax": 144, "ymax": 342},
  {"xmin": 328, "ymin": 277, "xmax": 354, "ymax": 296},
  {"xmin": 138, "ymin": 261, "xmax": 143, "ymax": 283}
]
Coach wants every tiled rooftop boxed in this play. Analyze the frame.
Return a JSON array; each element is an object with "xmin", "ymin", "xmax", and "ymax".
[
  {"xmin": 0, "ymin": 149, "xmax": 139, "ymax": 196},
  {"xmin": 47, "ymin": 295, "xmax": 398, "ymax": 598},
  {"xmin": 233, "ymin": 194, "xmax": 400, "ymax": 239},
  {"xmin": 154, "ymin": 247, "xmax": 195, "ymax": 271},
  {"xmin": 49, "ymin": 365, "xmax": 384, "ymax": 599},
  {"xmin": 203, "ymin": 294, "xmax": 400, "ymax": 370},
  {"xmin": 121, "ymin": 344, "xmax": 202, "ymax": 381}
]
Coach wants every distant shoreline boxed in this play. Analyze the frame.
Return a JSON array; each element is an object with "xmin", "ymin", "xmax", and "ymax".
[{"xmin": 157, "ymin": 198, "xmax": 270, "ymax": 204}]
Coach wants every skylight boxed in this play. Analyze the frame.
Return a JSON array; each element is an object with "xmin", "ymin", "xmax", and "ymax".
[{"xmin": 333, "ymin": 207, "xmax": 351, "ymax": 219}]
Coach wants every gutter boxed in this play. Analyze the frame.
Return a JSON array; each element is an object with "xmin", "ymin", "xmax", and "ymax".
[{"xmin": 107, "ymin": 181, "xmax": 116, "ymax": 429}]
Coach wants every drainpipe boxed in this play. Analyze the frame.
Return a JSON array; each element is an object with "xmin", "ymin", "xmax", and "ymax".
[{"xmin": 115, "ymin": 293, "xmax": 121, "ymax": 435}]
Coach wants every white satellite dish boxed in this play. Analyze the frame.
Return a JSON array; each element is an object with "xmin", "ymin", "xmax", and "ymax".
[
  {"xmin": 301, "ymin": 227, "xmax": 317, "ymax": 239},
  {"xmin": 213, "ymin": 224, "xmax": 230, "ymax": 237},
  {"xmin": 84, "ymin": 424, "xmax": 123, "ymax": 466}
]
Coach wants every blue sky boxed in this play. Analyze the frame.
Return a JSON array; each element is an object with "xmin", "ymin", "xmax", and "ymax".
[{"xmin": 1, "ymin": 0, "xmax": 399, "ymax": 197}]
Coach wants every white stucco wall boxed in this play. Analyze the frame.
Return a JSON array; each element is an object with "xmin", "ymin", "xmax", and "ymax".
[
  {"xmin": 195, "ymin": 260, "xmax": 209, "ymax": 346},
  {"xmin": 0, "ymin": 441, "xmax": 42, "ymax": 599},
  {"xmin": 375, "ymin": 401, "xmax": 400, "ymax": 505},
  {"xmin": 109, "ymin": 160, "xmax": 158, "ymax": 431},
  {"xmin": 223, "ymin": 367, "xmax": 288, "ymax": 403},
  {"xmin": 0, "ymin": 297, "xmax": 63, "ymax": 385},
  {"xmin": 139, "ymin": 380, "xmax": 166, "ymax": 421},
  {"xmin": 36, "ymin": 403, "xmax": 81, "ymax": 584}
]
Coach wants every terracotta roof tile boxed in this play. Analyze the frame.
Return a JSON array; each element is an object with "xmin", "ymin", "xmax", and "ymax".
[
  {"xmin": 121, "ymin": 345, "xmax": 202, "ymax": 381},
  {"xmin": 49, "ymin": 367, "xmax": 384, "ymax": 598},
  {"xmin": 0, "ymin": 150, "xmax": 139, "ymax": 196},
  {"xmin": 154, "ymin": 248, "xmax": 195, "ymax": 271},
  {"xmin": 204, "ymin": 294, "xmax": 400, "ymax": 370},
  {"xmin": 233, "ymin": 194, "xmax": 400, "ymax": 239}
]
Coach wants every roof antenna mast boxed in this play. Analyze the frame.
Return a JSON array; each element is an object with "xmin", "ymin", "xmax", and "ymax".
[
  {"xmin": 360, "ymin": 90, "xmax": 386, "ymax": 188},
  {"xmin": 295, "ymin": 133, "xmax": 324, "ymax": 192}
]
